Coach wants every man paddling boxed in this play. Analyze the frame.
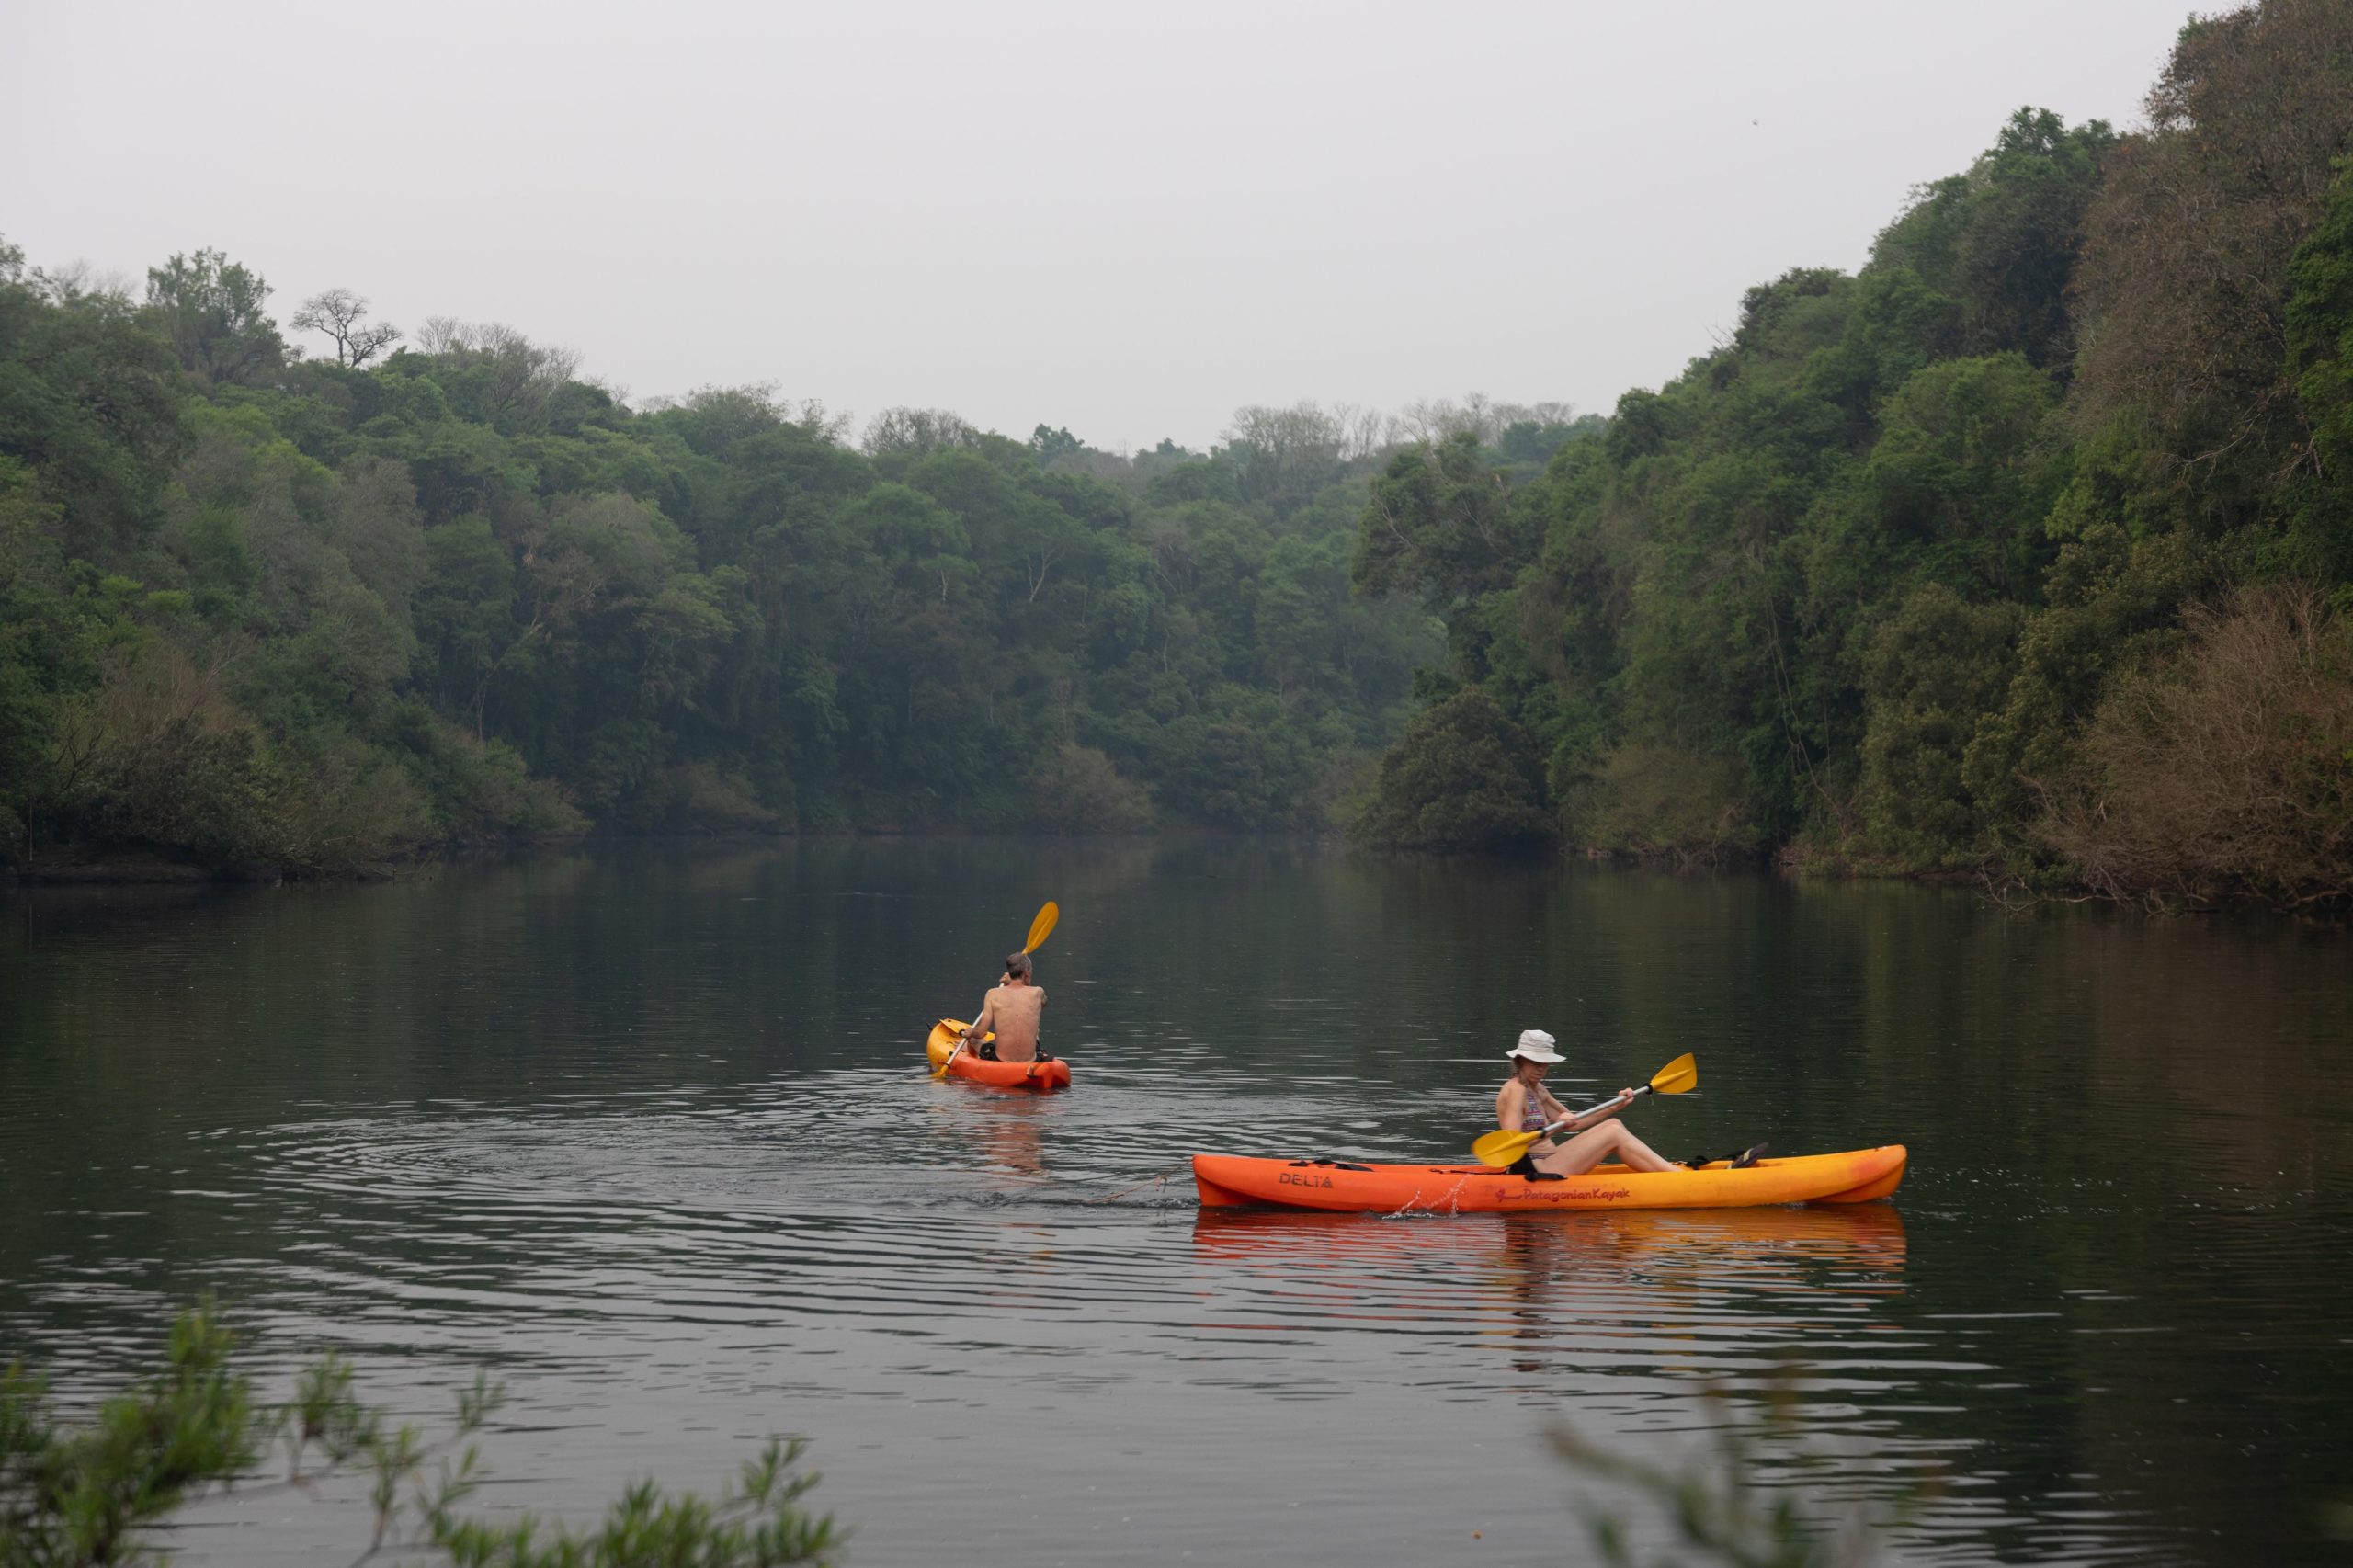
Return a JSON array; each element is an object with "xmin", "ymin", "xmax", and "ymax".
[{"xmin": 960, "ymin": 951, "xmax": 1047, "ymax": 1063}]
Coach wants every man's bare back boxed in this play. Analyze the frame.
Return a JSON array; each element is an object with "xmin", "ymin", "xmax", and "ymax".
[{"xmin": 967, "ymin": 973, "xmax": 1046, "ymax": 1062}]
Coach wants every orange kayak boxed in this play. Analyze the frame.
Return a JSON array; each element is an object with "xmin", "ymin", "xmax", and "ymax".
[
  {"xmin": 1191, "ymin": 1144, "xmax": 1905, "ymax": 1212},
  {"xmin": 926, "ymin": 1019, "xmax": 1071, "ymax": 1092}
]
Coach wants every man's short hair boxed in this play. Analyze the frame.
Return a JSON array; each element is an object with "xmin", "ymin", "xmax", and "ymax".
[{"xmin": 1006, "ymin": 950, "xmax": 1032, "ymax": 979}]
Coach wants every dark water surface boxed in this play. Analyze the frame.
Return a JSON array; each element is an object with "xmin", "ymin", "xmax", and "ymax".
[{"xmin": 3, "ymin": 841, "xmax": 2349, "ymax": 1566}]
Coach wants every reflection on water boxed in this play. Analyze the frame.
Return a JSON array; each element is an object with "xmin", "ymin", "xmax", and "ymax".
[
  {"xmin": 1192, "ymin": 1202, "xmax": 1909, "ymax": 1283},
  {"xmin": 4, "ymin": 842, "xmax": 2349, "ymax": 1567},
  {"xmin": 1191, "ymin": 1206, "xmax": 1908, "ymax": 1398},
  {"xmin": 967, "ymin": 1094, "xmax": 1050, "ymax": 1181}
]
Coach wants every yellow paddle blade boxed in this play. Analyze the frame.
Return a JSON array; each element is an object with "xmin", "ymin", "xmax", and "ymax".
[
  {"xmin": 929, "ymin": 1018, "xmax": 988, "ymax": 1078},
  {"xmin": 1472, "ymin": 1127, "xmax": 1540, "ymax": 1168},
  {"xmin": 1023, "ymin": 901, "xmax": 1060, "ymax": 953},
  {"xmin": 1650, "ymin": 1052, "xmax": 1699, "ymax": 1096}
]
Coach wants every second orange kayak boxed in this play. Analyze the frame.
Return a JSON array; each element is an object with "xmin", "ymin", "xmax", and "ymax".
[
  {"xmin": 1191, "ymin": 1144, "xmax": 1906, "ymax": 1212},
  {"xmin": 926, "ymin": 1019, "xmax": 1072, "ymax": 1091}
]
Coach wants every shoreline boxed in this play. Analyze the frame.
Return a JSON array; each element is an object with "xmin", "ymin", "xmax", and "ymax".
[{"xmin": 6, "ymin": 837, "xmax": 2340, "ymax": 924}]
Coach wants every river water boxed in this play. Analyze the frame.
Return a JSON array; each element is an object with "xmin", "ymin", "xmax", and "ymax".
[{"xmin": 2, "ymin": 841, "xmax": 2348, "ymax": 1566}]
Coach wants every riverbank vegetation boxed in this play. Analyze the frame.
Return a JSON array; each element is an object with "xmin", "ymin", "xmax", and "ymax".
[
  {"xmin": 4, "ymin": 243, "xmax": 1528, "ymax": 874},
  {"xmin": 5, "ymin": 0, "xmax": 2347, "ymax": 913},
  {"xmin": 0, "ymin": 1303, "xmax": 839, "ymax": 1566},
  {"xmin": 1349, "ymin": 0, "xmax": 2353, "ymax": 913}
]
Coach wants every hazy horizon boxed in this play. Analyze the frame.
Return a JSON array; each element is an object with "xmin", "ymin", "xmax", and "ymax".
[{"xmin": 5, "ymin": 1, "xmax": 2198, "ymax": 450}]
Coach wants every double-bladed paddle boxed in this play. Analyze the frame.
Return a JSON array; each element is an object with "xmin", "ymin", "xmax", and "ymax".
[
  {"xmin": 932, "ymin": 901, "xmax": 1059, "ymax": 1079},
  {"xmin": 1470, "ymin": 1051, "xmax": 1698, "ymax": 1167}
]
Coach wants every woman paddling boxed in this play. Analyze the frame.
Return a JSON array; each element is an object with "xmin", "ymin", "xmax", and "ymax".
[{"xmin": 1495, "ymin": 1030, "xmax": 1677, "ymax": 1176}]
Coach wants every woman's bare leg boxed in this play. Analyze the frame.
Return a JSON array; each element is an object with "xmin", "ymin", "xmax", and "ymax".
[{"xmin": 1537, "ymin": 1120, "xmax": 1677, "ymax": 1175}]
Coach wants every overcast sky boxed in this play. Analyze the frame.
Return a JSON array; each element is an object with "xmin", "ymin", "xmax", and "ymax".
[{"xmin": 5, "ymin": 1, "xmax": 2198, "ymax": 451}]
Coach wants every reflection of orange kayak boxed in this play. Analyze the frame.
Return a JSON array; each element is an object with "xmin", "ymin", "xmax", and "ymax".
[
  {"xmin": 1190, "ymin": 1145, "xmax": 1905, "ymax": 1211},
  {"xmin": 1189, "ymin": 1198, "xmax": 1907, "ymax": 1268},
  {"xmin": 1189, "ymin": 1203, "xmax": 1909, "ymax": 1308},
  {"xmin": 1186, "ymin": 1203, "xmax": 1908, "ymax": 1351},
  {"xmin": 926, "ymin": 1019, "xmax": 1072, "ymax": 1092}
]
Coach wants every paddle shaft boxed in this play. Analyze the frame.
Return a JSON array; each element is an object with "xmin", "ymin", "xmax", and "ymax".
[{"xmin": 1531, "ymin": 1083, "xmax": 1654, "ymax": 1141}]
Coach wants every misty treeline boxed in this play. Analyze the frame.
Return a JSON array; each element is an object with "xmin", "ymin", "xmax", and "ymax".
[
  {"xmin": 2, "ymin": 213, "xmax": 1607, "ymax": 869},
  {"xmin": 6, "ymin": 0, "xmax": 2349, "ymax": 915},
  {"xmin": 1354, "ymin": 0, "xmax": 2353, "ymax": 914}
]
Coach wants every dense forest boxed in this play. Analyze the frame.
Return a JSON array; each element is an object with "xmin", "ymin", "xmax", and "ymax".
[
  {"xmin": 2, "ymin": 256, "xmax": 1567, "ymax": 867},
  {"xmin": 1355, "ymin": 0, "xmax": 2353, "ymax": 913},
  {"xmin": 4, "ymin": 0, "xmax": 2349, "ymax": 914}
]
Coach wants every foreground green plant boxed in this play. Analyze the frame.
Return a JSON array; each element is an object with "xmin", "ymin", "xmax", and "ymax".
[
  {"xmin": 0, "ymin": 1302, "xmax": 840, "ymax": 1567},
  {"xmin": 1550, "ymin": 1377, "xmax": 1921, "ymax": 1568}
]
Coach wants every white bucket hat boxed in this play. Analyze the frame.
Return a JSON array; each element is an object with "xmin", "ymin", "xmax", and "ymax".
[{"xmin": 1506, "ymin": 1028, "xmax": 1563, "ymax": 1063}]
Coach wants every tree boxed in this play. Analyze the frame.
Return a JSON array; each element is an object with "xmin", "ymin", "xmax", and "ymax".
[
  {"xmin": 142, "ymin": 249, "xmax": 286, "ymax": 386},
  {"xmin": 0, "ymin": 264, "xmax": 188, "ymax": 551},
  {"xmin": 1854, "ymin": 353, "xmax": 2064, "ymax": 599},
  {"xmin": 1029, "ymin": 742, "xmax": 1155, "ymax": 831},
  {"xmin": 42, "ymin": 639, "xmax": 280, "ymax": 867},
  {"xmin": 1354, "ymin": 433, "xmax": 1541, "ymax": 683},
  {"xmin": 413, "ymin": 515, "xmax": 516, "ymax": 741},
  {"xmin": 862, "ymin": 406, "xmax": 978, "ymax": 457},
  {"xmin": 1568, "ymin": 744, "xmax": 1758, "ymax": 862},
  {"xmin": 1029, "ymin": 424, "xmax": 1085, "ymax": 467},
  {"xmin": 1351, "ymin": 686, "xmax": 1556, "ymax": 852},
  {"xmin": 2283, "ymin": 157, "xmax": 2353, "ymax": 582},
  {"xmin": 411, "ymin": 318, "xmax": 585, "ymax": 434},
  {"xmin": 1352, "ymin": 433, "xmax": 1532, "ymax": 608},
  {"xmin": 2037, "ymin": 585, "xmax": 2353, "ymax": 912},
  {"xmin": 1871, "ymin": 108, "xmax": 2116, "ymax": 367},
  {"xmin": 1857, "ymin": 585, "xmax": 2025, "ymax": 865},
  {"xmin": 1222, "ymin": 401, "xmax": 1343, "ymax": 510},
  {"xmin": 290, "ymin": 287, "xmax": 402, "ymax": 366},
  {"xmin": 2070, "ymin": 0, "xmax": 2353, "ymax": 461}
]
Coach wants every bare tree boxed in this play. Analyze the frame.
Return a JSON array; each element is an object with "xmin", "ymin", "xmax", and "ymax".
[
  {"xmin": 1392, "ymin": 394, "xmax": 1578, "ymax": 448},
  {"xmin": 1393, "ymin": 398, "xmax": 1450, "ymax": 446},
  {"xmin": 33, "ymin": 258, "xmax": 135, "ymax": 309},
  {"xmin": 408, "ymin": 317, "xmax": 585, "ymax": 429},
  {"xmin": 1501, "ymin": 400, "xmax": 1578, "ymax": 428},
  {"xmin": 1329, "ymin": 402, "xmax": 1400, "ymax": 461},
  {"xmin": 1223, "ymin": 401, "xmax": 1345, "ymax": 502},
  {"xmin": 1396, "ymin": 393, "xmax": 1506, "ymax": 446},
  {"xmin": 863, "ymin": 407, "xmax": 981, "ymax": 456},
  {"xmin": 291, "ymin": 288, "xmax": 403, "ymax": 367},
  {"xmin": 414, "ymin": 314, "xmax": 469, "ymax": 354}
]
